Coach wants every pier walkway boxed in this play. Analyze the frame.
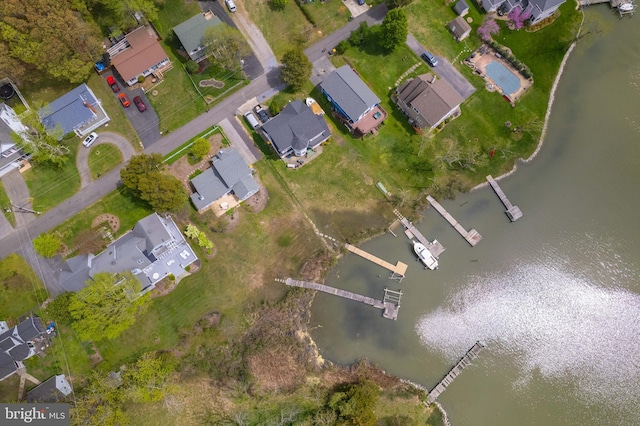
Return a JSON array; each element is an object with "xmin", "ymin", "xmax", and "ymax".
[
  {"xmin": 486, "ymin": 175, "xmax": 522, "ymax": 222},
  {"xmin": 426, "ymin": 196, "xmax": 482, "ymax": 246},
  {"xmin": 427, "ymin": 341, "xmax": 486, "ymax": 404},
  {"xmin": 345, "ymin": 243, "xmax": 408, "ymax": 281},
  {"xmin": 393, "ymin": 210, "xmax": 446, "ymax": 258},
  {"xmin": 277, "ymin": 278, "xmax": 402, "ymax": 320}
]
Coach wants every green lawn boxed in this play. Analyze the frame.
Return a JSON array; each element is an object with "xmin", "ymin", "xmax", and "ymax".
[
  {"xmin": 0, "ymin": 254, "xmax": 48, "ymax": 322},
  {"xmin": 23, "ymin": 142, "xmax": 81, "ymax": 214},
  {"xmin": 0, "ymin": 181, "xmax": 15, "ymax": 227},
  {"xmin": 164, "ymin": 126, "xmax": 222, "ymax": 164},
  {"xmin": 88, "ymin": 143, "xmax": 123, "ymax": 179}
]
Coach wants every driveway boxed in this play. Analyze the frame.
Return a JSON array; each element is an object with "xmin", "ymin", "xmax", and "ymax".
[
  {"xmin": 76, "ymin": 131, "xmax": 136, "ymax": 189},
  {"xmin": 218, "ymin": 118, "xmax": 261, "ymax": 165},
  {"xmin": 103, "ymin": 70, "xmax": 162, "ymax": 147},
  {"xmin": 406, "ymin": 34, "xmax": 476, "ymax": 100}
]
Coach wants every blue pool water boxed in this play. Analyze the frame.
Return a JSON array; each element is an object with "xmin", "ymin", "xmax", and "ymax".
[{"xmin": 486, "ymin": 61, "xmax": 520, "ymax": 96}]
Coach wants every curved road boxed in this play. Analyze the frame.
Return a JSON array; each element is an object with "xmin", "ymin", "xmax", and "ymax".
[{"xmin": 76, "ymin": 131, "xmax": 136, "ymax": 189}]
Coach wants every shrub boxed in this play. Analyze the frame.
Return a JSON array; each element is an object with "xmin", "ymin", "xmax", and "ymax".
[
  {"xmin": 335, "ymin": 40, "xmax": 350, "ymax": 55},
  {"xmin": 186, "ymin": 60, "xmax": 200, "ymax": 75},
  {"xmin": 33, "ymin": 233, "xmax": 62, "ymax": 258},
  {"xmin": 137, "ymin": 75, "xmax": 145, "ymax": 83},
  {"xmin": 271, "ymin": 0, "xmax": 288, "ymax": 10}
]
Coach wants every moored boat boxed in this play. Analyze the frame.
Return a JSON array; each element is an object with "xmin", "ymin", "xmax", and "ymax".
[{"xmin": 413, "ymin": 241, "xmax": 438, "ymax": 270}]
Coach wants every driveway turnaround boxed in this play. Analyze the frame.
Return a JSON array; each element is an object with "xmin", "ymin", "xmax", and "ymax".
[
  {"xmin": 76, "ymin": 131, "xmax": 137, "ymax": 189},
  {"xmin": 406, "ymin": 34, "xmax": 476, "ymax": 100}
]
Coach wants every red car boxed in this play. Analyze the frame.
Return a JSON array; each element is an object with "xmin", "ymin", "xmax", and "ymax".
[
  {"xmin": 133, "ymin": 96, "xmax": 146, "ymax": 112},
  {"xmin": 106, "ymin": 75, "xmax": 120, "ymax": 93},
  {"xmin": 118, "ymin": 93, "xmax": 130, "ymax": 108}
]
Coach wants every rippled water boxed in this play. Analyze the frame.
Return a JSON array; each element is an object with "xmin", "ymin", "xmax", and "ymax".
[{"xmin": 310, "ymin": 7, "xmax": 640, "ymax": 426}]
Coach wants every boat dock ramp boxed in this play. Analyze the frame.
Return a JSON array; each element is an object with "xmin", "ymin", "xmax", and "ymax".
[
  {"xmin": 426, "ymin": 196, "xmax": 482, "ymax": 246},
  {"xmin": 426, "ymin": 341, "xmax": 486, "ymax": 404},
  {"xmin": 486, "ymin": 175, "xmax": 522, "ymax": 222},
  {"xmin": 393, "ymin": 209, "xmax": 446, "ymax": 258},
  {"xmin": 277, "ymin": 278, "xmax": 402, "ymax": 320},
  {"xmin": 345, "ymin": 243, "xmax": 408, "ymax": 282}
]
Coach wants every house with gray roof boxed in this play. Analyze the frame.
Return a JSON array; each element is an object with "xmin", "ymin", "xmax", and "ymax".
[
  {"xmin": 454, "ymin": 0, "xmax": 470, "ymax": 16},
  {"xmin": 261, "ymin": 99, "xmax": 331, "ymax": 158},
  {"xmin": 173, "ymin": 10, "xmax": 223, "ymax": 63},
  {"xmin": 447, "ymin": 16, "xmax": 472, "ymax": 42},
  {"xmin": 190, "ymin": 148, "xmax": 259, "ymax": 213},
  {"xmin": 481, "ymin": 0, "xmax": 564, "ymax": 23},
  {"xmin": 320, "ymin": 65, "xmax": 387, "ymax": 135},
  {"xmin": 26, "ymin": 374, "xmax": 72, "ymax": 402},
  {"xmin": 59, "ymin": 213, "xmax": 197, "ymax": 293},
  {"xmin": 395, "ymin": 73, "xmax": 464, "ymax": 130},
  {"xmin": 0, "ymin": 104, "xmax": 29, "ymax": 177},
  {"xmin": 0, "ymin": 317, "xmax": 49, "ymax": 381},
  {"xmin": 38, "ymin": 84, "xmax": 110, "ymax": 138}
]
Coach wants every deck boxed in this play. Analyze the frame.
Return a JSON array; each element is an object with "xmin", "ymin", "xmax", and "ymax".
[
  {"xmin": 486, "ymin": 175, "xmax": 522, "ymax": 222},
  {"xmin": 277, "ymin": 278, "xmax": 402, "ymax": 320},
  {"xmin": 393, "ymin": 210, "xmax": 446, "ymax": 258},
  {"xmin": 426, "ymin": 196, "xmax": 482, "ymax": 246},
  {"xmin": 427, "ymin": 341, "xmax": 486, "ymax": 404},
  {"xmin": 345, "ymin": 243, "xmax": 408, "ymax": 279}
]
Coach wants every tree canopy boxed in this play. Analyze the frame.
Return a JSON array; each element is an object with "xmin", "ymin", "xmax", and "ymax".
[
  {"xmin": 120, "ymin": 153, "xmax": 164, "ymax": 197},
  {"xmin": 69, "ymin": 271, "xmax": 150, "ymax": 341},
  {"xmin": 328, "ymin": 379, "xmax": 380, "ymax": 425},
  {"xmin": 386, "ymin": 0, "xmax": 414, "ymax": 8},
  {"xmin": 280, "ymin": 47, "xmax": 312, "ymax": 91},
  {"xmin": 190, "ymin": 137, "xmax": 210, "ymax": 161},
  {"xmin": 33, "ymin": 233, "xmax": 62, "ymax": 258},
  {"xmin": 380, "ymin": 9, "xmax": 408, "ymax": 51},
  {"xmin": 0, "ymin": 0, "xmax": 102, "ymax": 83},
  {"xmin": 14, "ymin": 110, "xmax": 70, "ymax": 167},
  {"xmin": 203, "ymin": 23, "xmax": 251, "ymax": 71}
]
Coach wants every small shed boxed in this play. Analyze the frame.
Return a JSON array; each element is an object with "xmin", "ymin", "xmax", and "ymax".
[
  {"xmin": 447, "ymin": 16, "xmax": 472, "ymax": 42},
  {"xmin": 453, "ymin": 0, "xmax": 470, "ymax": 16}
]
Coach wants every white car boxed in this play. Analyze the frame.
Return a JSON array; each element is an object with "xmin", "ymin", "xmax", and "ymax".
[
  {"xmin": 225, "ymin": 0, "xmax": 237, "ymax": 12},
  {"xmin": 82, "ymin": 132, "xmax": 98, "ymax": 148}
]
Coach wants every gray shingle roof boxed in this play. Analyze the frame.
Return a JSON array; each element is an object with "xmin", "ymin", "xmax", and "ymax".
[
  {"xmin": 529, "ymin": 0, "xmax": 564, "ymax": 11},
  {"xmin": 0, "ymin": 352, "xmax": 17, "ymax": 380},
  {"xmin": 260, "ymin": 100, "xmax": 331, "ymax": 156},
  {"xmin": 59, "ymin": 255, "xmax": 91, "ymax": 292},
  {"xmin": 173, "ymin": 11, "xmax": 222, "ymax": 60},
  {"xmin": 38, "ymin": 84, "xmax": 98, "ymax": 135},
  {"xmin": 454, "ymin": 0, "xmax": 469, "ymax": 14},
  {"xmin": 396, "ymin": 74, "xmax": 463, "ymax": 128},
  {"xmin": 27, "ymin": 375, "xmax": 73, "ymax": 403},
  {"xmin": 0, "ymin": 317, "xmax": 46, "ymax": 380},
  {"xmin": 190, "ymin": 168, "xmax": 230, "ymax": 209},
  {"xmin": 321, "ymin": 65, "xmax": 380, "ymax": 123}
]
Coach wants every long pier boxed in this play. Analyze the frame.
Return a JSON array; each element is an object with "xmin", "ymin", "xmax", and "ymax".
[
  {"xmin": 426, "ymin": 196, "xmax": 482, "ymax": 246},
  {"xmin": 427, "ymin": 341, "xmax": 486, "ymax": 404},
  {"xmin": 393, "ymin": 210, "xmax": 446, "ymax": 258},
  {"xmin": 345, "ymin": 243, "xmax": 408, "ymax": 281},
  {"xmin": 277, "ymin": 278, "xmax": 402, "ymax": 320},
  {"xmin": 486, "ymin": 175, "xmax": 522, "ymax": 222}
]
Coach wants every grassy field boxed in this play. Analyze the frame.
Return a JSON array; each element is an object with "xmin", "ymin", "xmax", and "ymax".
[
  {"xmin": 0, "ymin": 181, "xmax": 15, "ymax": 227},
  {"xmin": 88, "ymin": 143, "xmax": 123, "ymax": 179},
  {"xmin": 0, "ymin": 254, "xmax": 47, "ymax": 322}
]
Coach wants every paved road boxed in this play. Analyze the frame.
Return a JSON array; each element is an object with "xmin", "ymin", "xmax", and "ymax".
[{"xmin": 406, "ymin": 34, "xmax": 476, "ymax": 100}]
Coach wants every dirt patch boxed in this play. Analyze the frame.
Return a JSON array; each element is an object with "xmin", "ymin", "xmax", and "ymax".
[
  {"xmin": 244, "ymin": 176, "xmax": 269, "ymax": 214},
  {"xmin": 89, "ymin": 343, "xmax": 103, "ymax": 366},
  {"xmin": 166, "ymin": 133, "xmax": 224, "ymax": 188},
  {"xmin": 300, "ymin": 252, "xmax": 335, "ymax": 282},
  {"xmin": 193, "ymin": 311, "xmax": 221, "ymax": 334},
  {"xmin": 248, "ymin": 347, "xmax": 307, "ymax": 393},
  {"xmin": 91, "ymin": 214, "xmax": 120, "ymax": 233}
]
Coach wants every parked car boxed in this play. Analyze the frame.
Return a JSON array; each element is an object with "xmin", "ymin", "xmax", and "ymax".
[
  {"xmin": 244, "ymin": 111, "xmax": 260, "ymax": 130},
  {"xmin": 82, "ymin": 132, "xmax": 98, "ymax": 148},
  {"xmin": 106, "ymin": 75, "xmax": 120, "ymax": 93},
  {"xmin": 118, "ymin": 93, "xmax": 130, "ymax": 108},
  {"xmin": 421, "ymin": 51, "xmax": 439, "ymax": 67},
  {"xmin": 133, "ymin": 96, "xmax": 146, "ymax": 112},
  {"xmin": 253, "ymin": 104, "xmax": 269, "ymax": 123},
  {"xmin": 225, "ymin": 0, "xmax": 237, "ymax": 12}
]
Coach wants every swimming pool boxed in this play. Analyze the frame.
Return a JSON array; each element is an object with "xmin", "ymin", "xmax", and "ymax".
[{"xmin": 485, "ymin": 61, "xmax": 520, "ymax": 96}]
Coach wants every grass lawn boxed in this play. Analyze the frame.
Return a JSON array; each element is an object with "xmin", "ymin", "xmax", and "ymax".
[
  {"xmin": 23, "ymin": 141, "xmax": 81, "ymax": 213},
  {"xmin": 190, "ymin": 62, "xmax": 245, "ymax": 102},
  {"xmin": 0, "ymin": 254, "xmax": 48, "ymax": 322},
  {"xmin": 88, "ymin": 143, "xmax": 123, "ymax": 180},
  {"xmin": 164, "ymin": 126, "xmax": 223, "ymax": 165},
  {"xmin": 300, "ymin": 0, "xmax": 352, "ymax": 37},
  {"xmin": 247, "ymin": 0, "xmax": 320, "ymax": 59},
  {"xmin": 0, "ymin": 181, "xmax": 15, "ymax": 227},
  {"xmin": 52, "ymin": 190, "xmax": 152, "ymax": 251}
]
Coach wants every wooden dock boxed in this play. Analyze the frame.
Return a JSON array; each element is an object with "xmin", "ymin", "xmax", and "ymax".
[
  {"xmin": 427, "ymin": 341, "xmax": 486, "ymax": 404},
  {"xmin": 393, "ymin": 210, "xmax": 446, "ymax": 258},
  {"xmin": 345, "ymin": 243, "xmax": 408, "ymax": 280},
  {"xmin": 277, "ymin": 278, "xmax": 402, "ymax": 320},
  {"xmin": 486, "ymin": 175, "xmax": 522, "ymax": 222},
  {"xmin": 425, "ymin": 196, "xmax": 482, "ymax": 246}
]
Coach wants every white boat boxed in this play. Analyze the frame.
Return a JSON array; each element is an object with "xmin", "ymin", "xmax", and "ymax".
[
  {"xmin": 619, "ymin": 2, "xmax": 634, "ymax": 11},
  {"xmin": 305, "ymin": 97, "xmax": 325, "ymax": 116},
  {"xmin": 413, "ymin": 241, "xmax": 438, "ymax": 270}
]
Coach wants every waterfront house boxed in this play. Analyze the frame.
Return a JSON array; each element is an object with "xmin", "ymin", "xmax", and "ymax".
[{"xmin": 480, "ymin": 0, "xmax": 565, "ymax": 23}]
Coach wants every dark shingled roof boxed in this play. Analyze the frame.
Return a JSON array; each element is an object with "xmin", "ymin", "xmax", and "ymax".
[{"xmin": 26, "ymin": 375, "xmax": 73, "ymax": 403}]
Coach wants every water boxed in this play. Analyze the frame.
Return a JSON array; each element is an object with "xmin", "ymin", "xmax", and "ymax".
[{"xmin": 310, "ymin": 8, "xmax": 640, "ymax": 425}]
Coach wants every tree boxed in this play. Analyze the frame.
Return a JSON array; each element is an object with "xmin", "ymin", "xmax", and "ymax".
[
  {"xmin": 203, "ymin": 24, "xmax": 251, "ymax": 70},
  {"xmin": 88, "ymin": 0, "xmax": 161, "ymax": 30},
  {"xmin": 15, "ymin": 110, "xmax": 69, "ymax": 167},
  {"xmin": 380, "ymin": 9, "xmax": 408, "ymax": 51},
  {"xmin": 328, "ymin": 379, "xmax": 379, "ymax": 425},
  {"xmin": 186, "ymin": 60, "xmax": 200, "ymax": 75},
  {"xmin": 45, "ymin": 292, "xmax": 75, "ymax": 324},
  {"xmin": 508, "ymin": 6, "xmax": 531, "ymax": 29},
  {"xmin": 270, "ymin": 0, "xmax": 288, "ymax": 10},
  {"xmin": 72, "ymin": 369, "xmax": 127, "ymax": 426},
  {"xmin": 0, "ymin": 0, "xmax": 102, "ymax": 83},
  {"xmin": 137, "ymin": 172, "xmax": 187, "ymax": 212},
  {"xmin": 69, "ymin": 272, "xmax": 151, "ymax": 341},
  {"xmin": 33, "ymin": 233, "xmax": 62, "ymax": 258},
  {"xmin": 348, "ymin": 22, "xmax": 371, "ymax": 47},
  {"xmin": 123, "ymin": 352, "xmax": 175, "ymax": 403},
  {"xmin": 477, "ymin": 17, "xmax": 500, "ymax": 41},
  {"xmin": 280, "ymin": 47, "xmax": 312, "ymax": 91},
  {"xmin": 190, "ymin": 137, "xmax": 210, "ymax": 161},
  {"xmin": 386, "ymin": 0, "xmax": 414, "ymax": 9},
  {"xmin": 120, "ymin": 153, "xmax": 164, "ymax": 197}
]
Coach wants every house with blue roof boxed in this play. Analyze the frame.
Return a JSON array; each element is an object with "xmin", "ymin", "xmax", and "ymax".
[
  {"xmin": 320, "ymin": 65, "xmax": 386, "ymax": 136},
  {"xmin": 38, "ymin": 84, "xmax": 110, "ymax": 138},
  {"xmin": 190, "ymin": 148, "xmax": 259, "ymax": 214}
]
